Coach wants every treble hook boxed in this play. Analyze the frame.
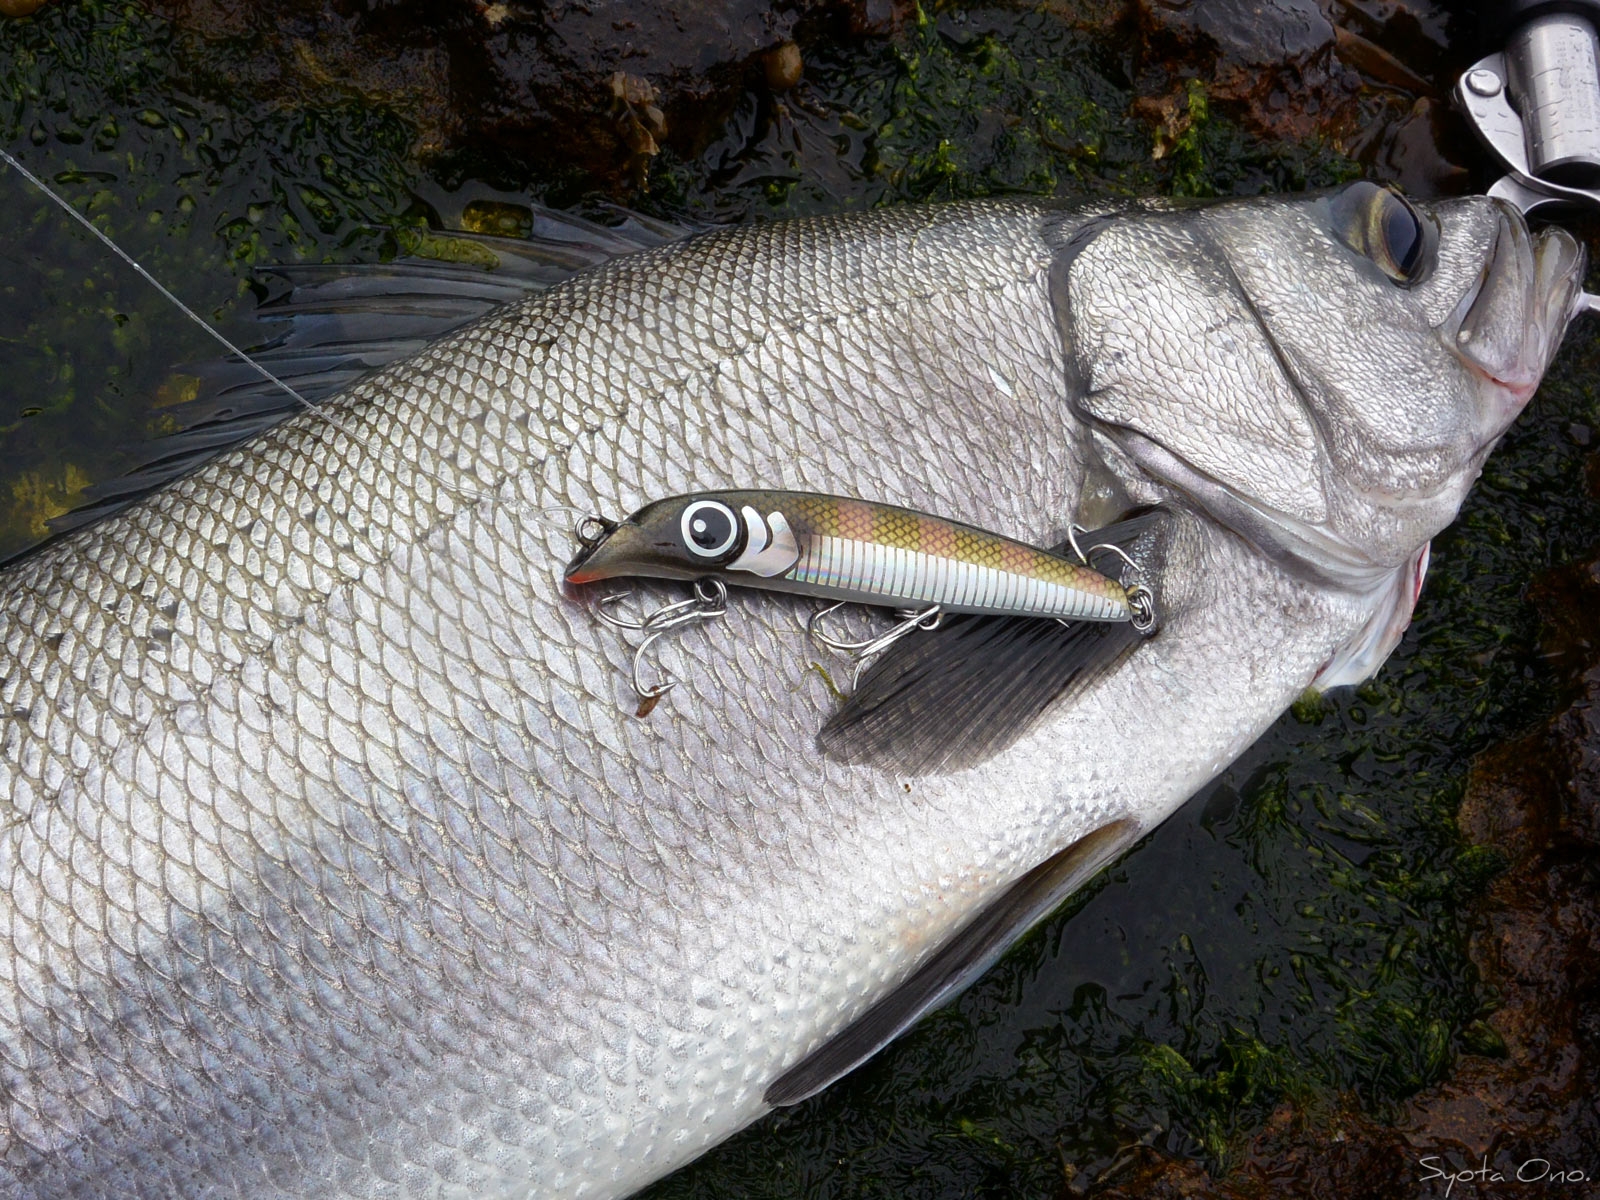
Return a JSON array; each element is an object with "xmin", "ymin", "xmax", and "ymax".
[
  {"xmin": 594, "ymin": 577, "xmax": 728, "ymax": 712},
  {"xmin": 1065, "ymin": 523, "xmax": 1090, "ymax": 564},
  {"xmin": 1084, "ymin": 539, "xmax": 1137, "ymax": 574},
  {"xmin": 1066, "ymin": 525, "xmax": 1143, "ymax": 576},
  {"xmin": 807, "ymin": 601, "xmax": 943, "ymax": 686}
]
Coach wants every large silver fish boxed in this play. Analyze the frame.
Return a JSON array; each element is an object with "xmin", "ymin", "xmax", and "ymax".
[{"xmin": 0, "ymin": 184, "xmax": 1581, "ymax": 1198}]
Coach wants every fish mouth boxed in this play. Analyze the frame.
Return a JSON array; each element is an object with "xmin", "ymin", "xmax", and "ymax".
[{"xmin": 1444, "ymin": 202, "xmax": 1584, "ymax": 428}]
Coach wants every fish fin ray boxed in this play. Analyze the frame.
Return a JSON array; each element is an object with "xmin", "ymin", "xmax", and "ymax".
[
  {"xmin": 764, "ymin": 818, "xmax": 1140, "ymax": 1107},
  {"xmin": 41, "ymin": 214, "xmax": 690, "ymax": 542},
  {"xmin": 817, "ymin": 510, "xmax": 1167, "ymax": 776}
]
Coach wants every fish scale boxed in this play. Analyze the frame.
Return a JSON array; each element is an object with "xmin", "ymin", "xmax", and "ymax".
[{"xmin": 0, "ymin": 189, "xmax": 1579, "ymax": 1198}]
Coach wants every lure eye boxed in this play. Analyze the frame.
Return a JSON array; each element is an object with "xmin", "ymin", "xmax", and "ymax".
[
  {"xmin": 680, "ymin": 500, "xmax": 740, "ymax": 559},
  {"xmin": 1330, "ymin": 181, "xmax": 1433, "ymax": 286}
]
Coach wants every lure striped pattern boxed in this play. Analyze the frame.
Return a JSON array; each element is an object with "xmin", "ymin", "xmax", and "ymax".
[
  {"xmin": 565, "ymin": 490, "xmax": 1134, "ymax": 623},
  {"xmin": 774, "ymin": 494, "xmax": 1128, "ymax": 621}
]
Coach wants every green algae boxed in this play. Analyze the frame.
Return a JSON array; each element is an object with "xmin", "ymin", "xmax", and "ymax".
[
  {"xmin": 0, "ymin": 0, "xmax": 430, "ymax": 558},
  {"xmin": 645, "ymin": 3, "xmax": 1357, "ymax": 223},
  {"xmin": 1, "ymin": 0, "xmax": 1596, "ymax": 1196}
]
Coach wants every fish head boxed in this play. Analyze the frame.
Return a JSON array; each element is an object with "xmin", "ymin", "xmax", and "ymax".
[
  {"xmin": 1062, "ymin": 184, "xmax": 1584, "ymax": 584},
  {"xmin": 564, "ymin": 494, "xmax": 750, "ymax": 584}
]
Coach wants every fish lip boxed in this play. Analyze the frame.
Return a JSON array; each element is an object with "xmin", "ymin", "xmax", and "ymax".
[{"xmin": 1443, "ymin": 203, "xmax": 1585, "ymax": 423}]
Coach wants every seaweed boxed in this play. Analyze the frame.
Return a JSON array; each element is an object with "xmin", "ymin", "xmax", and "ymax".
[{"xmin": 0, "ymin": 0, "xmax": 428, "ymax": 556}]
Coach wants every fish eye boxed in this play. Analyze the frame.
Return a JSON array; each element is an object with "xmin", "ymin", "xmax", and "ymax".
[
  {"xmin": 1329, "ymin": 181, "xmax": 1433, "ymax": 286},
  {"xmin": 680, "ymin": 500, "xmax": 740, "ymax": 559}
]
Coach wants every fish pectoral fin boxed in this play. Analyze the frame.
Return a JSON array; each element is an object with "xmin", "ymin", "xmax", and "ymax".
[
  {"xmin": 817, "ymin": 508, "xmax": 1171, "ymax": 776},
  {"xmin": 764, "ymin": 817, "xmax": 1141, "ymax": 1108}
]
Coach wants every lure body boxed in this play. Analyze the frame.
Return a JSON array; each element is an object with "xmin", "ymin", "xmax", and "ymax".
[{"xmin": 565, "ymin": 490, "xmax": 1134, "ymax": 622}]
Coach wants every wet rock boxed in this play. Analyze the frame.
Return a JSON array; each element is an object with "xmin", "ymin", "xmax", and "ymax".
[
  {"xmin": 1135, "ymin": 0, "xmax": 1349, "ymax": 141},
  {"xmin": 1457, "ymin": 731, "xmax": 1564, "ymax": 864},
  {"xmin": 1401, "ymin": 771, "xmax": 1600, "ymax": 1178},
  {"xmin": 1331, "ymin": 0, "xmax": 1467, "ymax": 93},
  {"xmin": 1097, "ymin": 1100, "xmax": 1408, "ymax": 1199},
  {"xmin": 1332, "ymin": 24, "xmax": 1431, "ymax": 94},
  {"xmin": 1364, "ymin": 97, "xmax": 1473, "ymax": 199},
  {"xmin": 1176, "ymin": 0, "xmax": 1336, "ymax": 63},
  {"xmin": 1128, "ymin": 0, "xmax": 1474, "ymax": 194},
  {"xmin": 1527, "ymin": 556, "xmax": 1600, "ymax": 691},
  {"xmin": 764, "ymin": 40, "xmax": 803, "ymax": 92},
  {"xmin": 148, "ymin": 0, "xmax": 464, "ymax": 157},
  {"xmin": 848, "ymin": 0, "xmax": 907, "ymax": 36},
  {"xmin": 147, "ymin": 0, "xmax": 914, "ymax": 187},
  {"xmin": 1555, "ymin": 667, "xmax": 1600, "ymax": 848}
]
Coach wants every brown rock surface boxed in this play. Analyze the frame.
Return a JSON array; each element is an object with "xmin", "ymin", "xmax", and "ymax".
[
  {"xmin": 145, "ymin": 0, "xmax": 912, "ymax": 183},
  {"xmin": 1134, "ymin": 0, "xmax": 1349, "ymax": 142},
  {"xmin": 1097, "ymin": 1101, "xmax": 1409, "ymax": 1198},
  {"xmin": 136, "ymin": 1, "xmax": 1479, "ymax": 201},
  {"xmin": 1127, "ymin": 0, "xmax": 1475, "ymax": 196}
]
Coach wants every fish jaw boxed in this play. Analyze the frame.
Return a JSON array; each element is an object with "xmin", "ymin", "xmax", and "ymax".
[{"xmin": 1444, "ymin": 206, "xmax": 1584, "ymax": 438}]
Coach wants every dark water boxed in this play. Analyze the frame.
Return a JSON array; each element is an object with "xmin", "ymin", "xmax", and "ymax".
[{"xmin": 1, "ymin": 1, "xmax": 1597, "ymax": 1195}]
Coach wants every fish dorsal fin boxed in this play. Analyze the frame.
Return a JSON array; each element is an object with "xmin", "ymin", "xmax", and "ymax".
[
  {"xmin": 41, "ymin": 214, "xmax": 689, "ymax": 544},
  {"xmin": 765, "ymin": 817, "xmax": 1140, "ymax": 1107},
  {"xmin": 818, "ymin": 509, "xmax": 1170, "ymax": 775}
]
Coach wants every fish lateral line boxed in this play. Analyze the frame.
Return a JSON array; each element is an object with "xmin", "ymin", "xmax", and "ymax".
[
  {"xmin": 0, "ymin": 146, "xmax": 497, "ymax": 508},
  {"xmin": 564, "ymin": 490, "xmax": 1159, "ymax": 710}
]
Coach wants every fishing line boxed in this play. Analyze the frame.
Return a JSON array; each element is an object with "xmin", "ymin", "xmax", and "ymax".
[{"xmin": 0, "ymin": 146, "xmax": 495, "ymax": 505}]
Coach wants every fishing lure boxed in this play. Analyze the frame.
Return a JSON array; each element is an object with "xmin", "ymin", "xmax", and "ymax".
[{"xmin": 565, "ymin": 490, "xmax": 1156, "ymax": 707}]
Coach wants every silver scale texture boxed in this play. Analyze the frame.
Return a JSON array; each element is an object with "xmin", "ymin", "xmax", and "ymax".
[{"xmin": 0, "ymin": 198, "xmax": 1471, "ymax": 1198}]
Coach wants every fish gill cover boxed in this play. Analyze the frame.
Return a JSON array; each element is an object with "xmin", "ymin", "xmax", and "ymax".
[{"xmin": 0, "ymin": 0, "xmax": 1596, "ymax": 1194}]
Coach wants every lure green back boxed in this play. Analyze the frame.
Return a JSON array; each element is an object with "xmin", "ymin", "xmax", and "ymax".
[{"xmin": 565, "ymin": 491, "xmax": 1133, "ymax": 623}]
